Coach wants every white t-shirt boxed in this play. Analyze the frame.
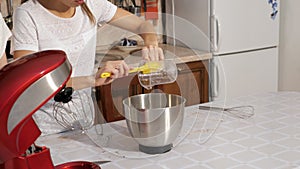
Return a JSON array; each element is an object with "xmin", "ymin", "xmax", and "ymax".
[
  {"xmin": 0, "ymin": 12, "xmax": 11, "ymax": 58},
  {"xmin": 12, "ymin": 0, "xmax": 117, "ymax": 77},
  {"xmin": 12, "ymin": 0, "xmax": 117, "ymax": 135}
]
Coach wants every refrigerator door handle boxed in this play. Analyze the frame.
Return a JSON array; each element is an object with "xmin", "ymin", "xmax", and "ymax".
[
  {"xmin": 212, "ymin": 61, "xmax": 219, "ymax": 97},
  {"xmin": 216, "ymin": 17, "xmax": 220, "ymax": 52},
  {"xmin": 211, "ymin": 15, "xmax": 220, "ymax": 52}
]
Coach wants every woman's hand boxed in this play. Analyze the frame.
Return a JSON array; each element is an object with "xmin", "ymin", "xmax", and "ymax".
[
  {"xmin": 141, "ymin": 45, "xmax": 164, "ymax": 61},
  {"xmin": 95, "ymin": 60, "xmax": 130, "ymax": 86},
  {"xmin": 67, "ymin": 60, "xmax": 130, "ymax": 90}
]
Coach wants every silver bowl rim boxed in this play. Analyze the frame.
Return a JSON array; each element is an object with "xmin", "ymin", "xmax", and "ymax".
[{"xmin": 122, "ymin": 93, "xmax": 186, "ymax": 110}]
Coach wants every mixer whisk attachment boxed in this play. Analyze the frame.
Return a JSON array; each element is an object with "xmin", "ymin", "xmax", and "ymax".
[{"xmin": 53, "ymin": 86, "xmax": 94, "ymax": 133}]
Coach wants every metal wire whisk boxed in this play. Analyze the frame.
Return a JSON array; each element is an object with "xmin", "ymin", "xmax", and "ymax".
[
  {"xmin": 53, "ymin": 87, "xmax": 95, "ymax": 133},
  {"xmin": 198, "ymin": 105, "xmax": 255, "ymax": 119}
]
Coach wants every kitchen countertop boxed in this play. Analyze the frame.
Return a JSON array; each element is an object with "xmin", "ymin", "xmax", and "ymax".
[
  {"xmin": 95, "ymin": 44, "xmax": 212, "ymax": 66},
  {"xmin": 36, "ymin": 91, "xmax": 300, "ymax": 169}
]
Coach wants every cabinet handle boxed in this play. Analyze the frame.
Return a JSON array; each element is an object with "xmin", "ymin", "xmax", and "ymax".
[
  {"xmin": 177, "ymin": 67, "xmax": 183, "ymax": 72},
  {"xmin": 177, "ymin": 65, "xmax": 202, "ymax": 73}
]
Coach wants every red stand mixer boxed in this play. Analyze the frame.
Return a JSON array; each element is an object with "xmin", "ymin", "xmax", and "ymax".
[{"xmin": 0, "ymin": 51, "xmax": 100, "ymax": 169}]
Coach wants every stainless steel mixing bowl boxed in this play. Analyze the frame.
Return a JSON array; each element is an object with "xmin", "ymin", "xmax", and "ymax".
[{"xmin": 123, "ymin": 93, "xmax": 186, "ymax": 154}]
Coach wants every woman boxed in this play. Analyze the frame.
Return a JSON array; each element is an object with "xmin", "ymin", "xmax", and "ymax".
[
  {"xmin": 12, "ymin": 0, "xmax": 164, "ymax": 135},
  {"xmin": 0, "ymin": 10, "xmax": 11, "ymax": 69}
]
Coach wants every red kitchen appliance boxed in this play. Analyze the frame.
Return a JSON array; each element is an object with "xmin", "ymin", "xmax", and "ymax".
[{"xmin": 0, "ymin": 50, "xmax": 98, "ymax": 169}]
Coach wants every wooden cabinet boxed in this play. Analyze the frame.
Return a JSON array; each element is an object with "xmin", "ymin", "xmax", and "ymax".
[{"xmin": 95, "ymin": 60, "xmax": 209, "ymax": 122}]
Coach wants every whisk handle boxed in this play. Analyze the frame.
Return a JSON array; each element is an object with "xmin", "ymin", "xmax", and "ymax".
[{"xmin": 198, "ymin": 106, "xmax": 225, "ymax": 111}]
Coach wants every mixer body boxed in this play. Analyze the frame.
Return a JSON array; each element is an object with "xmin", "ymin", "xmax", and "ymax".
[{"xmin": 0, "ymin": 50, "xmax": 72, "ymax": 169}]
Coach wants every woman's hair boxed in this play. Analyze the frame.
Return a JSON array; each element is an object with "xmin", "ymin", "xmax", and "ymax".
[
  {"xmin": 81, "ymin": 2, "xmax": 96, "ymax": 24},
  {"xmin": 21, "ymin": 0, "xmax": 95, "ymax": 24}
]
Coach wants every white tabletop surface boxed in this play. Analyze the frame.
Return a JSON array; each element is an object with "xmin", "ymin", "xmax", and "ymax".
[{"xmin": 36, "ymin": 92, "xmax": 300, "ymax": 169}]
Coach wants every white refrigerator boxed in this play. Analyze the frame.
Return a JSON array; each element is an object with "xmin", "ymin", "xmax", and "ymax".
[{"xmin": 164, "ymin": 0, "xmax": 280, "ymax": 101}]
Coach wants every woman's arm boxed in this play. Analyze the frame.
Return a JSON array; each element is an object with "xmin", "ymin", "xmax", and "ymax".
[
  {"xmin": 13, "ymin": 50, "xmax": 35, "ymax": 59},
  {"xmin": 0, "ymin": 53, "xmax": 8, "ymax": 69},
  {"xmin": 108, "ymin": 8, "xmax": 164, "ymax": 60},
  {"xmin": 14, "ymin": 49, "xmax": 129, "ymax": 90},
  {"xmin": 14, "ymin": 50, "xmax": 129, "ymax": 90},
  {"xmin": 12, "ymin": 7, "xmax": 39, "ymax": 59},
  {"xmin": 0, "ymin": 12, "xmax": 11, "ymax": 68},
  {"xmin": 66, "ymin": 60, "xmax": 129, "ymax": 90},
  {"xmin": 109, "ymin": 8, "xmax": 158, "ymax": 46}
]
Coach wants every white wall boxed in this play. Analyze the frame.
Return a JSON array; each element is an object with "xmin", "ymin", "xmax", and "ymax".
[{"xmin": 279, "ymin": 1, "xmax": 300, "ymax": 91}]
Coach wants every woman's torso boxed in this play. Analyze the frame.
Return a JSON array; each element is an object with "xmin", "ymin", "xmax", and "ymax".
[
  {"xmin": 11, "ymin": 0, "xmax": 117, "ymax": 135},
  {"xmin": 12, "ymin": 0, "xmax": 117, "ymax": 77}
]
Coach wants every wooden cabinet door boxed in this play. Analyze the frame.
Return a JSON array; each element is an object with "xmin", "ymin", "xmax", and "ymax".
[
  {"xmin": 95, "ymin": 74, "xmax": 139, "ymax": 122},
  {"xmin": 154, "ymin": 61, "xmax": 209, "ymax": 106}
]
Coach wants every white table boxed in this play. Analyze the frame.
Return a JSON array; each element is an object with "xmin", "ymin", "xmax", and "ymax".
[{"xmin": 36, "ymin": 92, "xmax": 300, "ymax": 169}]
